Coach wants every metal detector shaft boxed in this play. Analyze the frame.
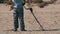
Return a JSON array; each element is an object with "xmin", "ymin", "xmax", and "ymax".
[
  {"xmin": 31, "ymin": 11, "xmax": 44, "ymax": 30},
  {"xmin": 24, "ymin": 6, "xmax": 45, "ymax": 30}
]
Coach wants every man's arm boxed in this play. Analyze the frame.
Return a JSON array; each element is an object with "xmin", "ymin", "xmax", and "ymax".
[{"xmin": 9, "ymin": 0, "xmax": 14, "ymax": 11}]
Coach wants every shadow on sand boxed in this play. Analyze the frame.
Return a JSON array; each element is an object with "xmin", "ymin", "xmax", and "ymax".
[
  {"xmin": 27, "ymin": 29, "xmax": 60, "ymax": 31},
  {"xmin": 3, "ymin": 29, "xmax": 60, "ymax": 32}
]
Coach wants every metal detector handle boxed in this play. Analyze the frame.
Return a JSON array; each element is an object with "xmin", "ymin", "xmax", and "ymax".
[{"xmin": 24, "ymin": 5, "xmax": 33, "ymax": 13}]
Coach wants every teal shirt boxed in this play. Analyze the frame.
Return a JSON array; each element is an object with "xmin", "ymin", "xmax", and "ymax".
[{"xmin": 12, "ymin": 0, "xmax": 23, "ymax": 8}]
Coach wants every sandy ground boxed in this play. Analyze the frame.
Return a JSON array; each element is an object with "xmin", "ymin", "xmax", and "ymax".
[{"xmin": 0, "ymin": 4, "xmax": 60, "ymax": 34}]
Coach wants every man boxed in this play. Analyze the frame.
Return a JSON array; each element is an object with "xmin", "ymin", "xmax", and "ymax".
[{"xmin": 10, "ymin": 0, "xmax": 26, "ymax": 31}]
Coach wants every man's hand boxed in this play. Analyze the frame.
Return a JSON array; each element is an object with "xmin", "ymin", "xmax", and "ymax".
[
  {"xmin": 23, "ymin": 2, "xmax": 25, "ymax": 6},
  {"xmin": 23, "ymin": 0, "xmax": 26, "ymax": 6},
  {"xmin": 9, "ymin": 0, "xmax": 14, "ymax": 11},
  {"xmin": 9, "ymin": 5, "xmax": 14, "ymax": 11}
]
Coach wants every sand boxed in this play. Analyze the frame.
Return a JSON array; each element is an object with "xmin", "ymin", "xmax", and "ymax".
[{"xmin": 0, "ymin": 3, "xmax": 60, "ymax": 34}]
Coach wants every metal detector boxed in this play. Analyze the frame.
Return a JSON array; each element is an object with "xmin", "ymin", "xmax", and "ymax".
[{"xmin": 24, "ymin": 5, "xmax": 45, "ymax": 31}]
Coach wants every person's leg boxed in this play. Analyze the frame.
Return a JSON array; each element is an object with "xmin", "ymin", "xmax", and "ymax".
[
  {"xmin": 13, "ymin": 9, "xmax": 19, "ymax": 31},
  {"xmin": 19, "ymin": 14, "xmax": 25, "ymax": 31},
  {"xmin": 18, "ymin": 8, "xmax": 26, "ymax": 31}
]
